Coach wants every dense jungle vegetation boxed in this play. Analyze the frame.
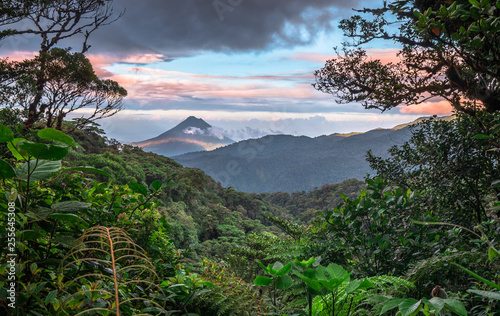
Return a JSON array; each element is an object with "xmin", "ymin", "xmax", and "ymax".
[{"xmin": 1, "ymin": 0, "xmax": 500, "ymax": 315}]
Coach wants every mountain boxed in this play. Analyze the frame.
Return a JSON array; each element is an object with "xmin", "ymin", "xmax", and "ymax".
[
  {"xmin": 173, "ymin": 121, "xmax": 422, "ymax": 193},
  {"xmin": 132, "ymin": 116, "xmax": 234, "ymax": 157}
]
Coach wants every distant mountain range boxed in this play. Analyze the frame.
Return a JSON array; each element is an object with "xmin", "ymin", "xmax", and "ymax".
[
  {"xmin": 173, "ymin": 118, "xmax": 434, "ymax": 193},
  {"xmin": 132, "ymin": 116, "xmax": 234, "ymax": 157}
]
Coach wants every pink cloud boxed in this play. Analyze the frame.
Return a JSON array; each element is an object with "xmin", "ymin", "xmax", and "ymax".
[
  {"xmin": 292, "ymin": 48, "xmax": 401, "ymax": 65},
  {"xmin": 400, "ymin": 100, "xmax": 453, "ymax": 115},
  {"xmin": 291, "ymin": 52, "xmax": 336, "ymax": 63},
  {"xmin": 87, "ymin": 53, "xmax": 166, "ymax": 67},
  {"xmin": 109, "ymin": 72, "xmax": 318, "ymax": 102},
  {"xmin": 365, "ymin": 49, "xmax": 401, "ymax": 64},
  {"xmin": 0, "ymin": 51, "xmax": 37, "ymax": 61}
]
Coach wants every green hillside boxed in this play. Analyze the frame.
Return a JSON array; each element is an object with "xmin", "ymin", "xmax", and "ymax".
[{"xmin": 175, "ymin": 126, "xmax": 414, "ymax": 193}]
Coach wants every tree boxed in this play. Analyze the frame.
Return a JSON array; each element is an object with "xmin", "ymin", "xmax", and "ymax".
[
  {"xmin": 0, "ymin": 0, "xmax": 125, "ymax": 129},
  {"xmin": 314, "ymin": 0, "xmax": 500, "ymax": 116},
  {"xmin": 1, "ymin": 48, "xmax": 126, "ymax": 131},
  {"xmin": 367, "ymin": 114, "xmax": 499, "ymax": 225}
]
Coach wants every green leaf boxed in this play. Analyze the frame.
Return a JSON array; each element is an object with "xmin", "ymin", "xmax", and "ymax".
[
  {"xmin": 0, "ymin": 124, "xmax": 14, "ymax": 142},
  {"xmin": 276, "ymin": 275, "xmax": 293, "ymax": 290},
  {"xmin": 16, "ymin": 160, "xmax": 62, "ymax": 182},
  {"xmin": 443, "ymin": 299, "xmax": 467, "ymax": 316},
  {"xmin": 63, "ymin": 166, "xmax": 111, "ymax": 178},
  {"xmin": 128, "ymin": 182, "xmax": 148, "ymax": 196},
  {"xmin": 257, "ymin": 261, "xmax": 269, "ymax": 273},
  {"xmin": 8, "ymin": 138, "xmax": 28, "ymax": 160},
  {"xmin": 397, "ymin": 299, "xmax": 420, "ymax": 316},
  {"xmin": 402, "ymin": 299, "xmax": 422, "ymax": 316},
  {"xmin": 379, "ymin": 298, "xmax": 404, "ymax": 315},
  {"xmin": 38, "ymin": 128, "xmax": 75, "ymax": 147},
  {"xmin": 472, "ymin": 133, "xmax": 492, "ymax": 139},
  {"xmin": 467, "ymin": 289, "xmax": 500, "ymax": 300},
  {"xmin": 45, "ymin": 290, "xmax": 58, "ymax": 305},
  {"xmin": 30, "ymin": 263, "xmax": 38, "ymax": 274},
  {"xmin": 325, "ymin": 263, "xmax": 350, "ymax": 280},
  {"xmin": 345, "ymin": 279, "xmax": 362, "ymax": 294},
  {"xmin": 489, "ymin": 247, "xmax": 499, "ymax": 261},
  {"xmin": 277, "ymin": 262, "xmax": 292, "ymax": 276},
  {"xmin": 0, "ymin": 159, "xmax": 16, "ymax": 179},
  {"xmin": 454, "ymin": 263, "xmax": 500, "ymax": 290},
  {"xmin": 295, "ymin": 257, "xmax": 315, "ymax": 268},
  {"xmin": 254, "ymin": 276, "xmax": 273, "ymax": 286},
  {"xmin": 426, "ymin": 297, "xmax": 445, "ymax": 314},
  {"xmin": 51, "ymin": 201, "xmax": 91, "ymax": 212},
  {"xmin": 18, "ymin": 142, "xmax": 68, "ymax": 160},
  {"xmin": 150, "ymin": 180, "xmax": 163, "ymax": 190}
]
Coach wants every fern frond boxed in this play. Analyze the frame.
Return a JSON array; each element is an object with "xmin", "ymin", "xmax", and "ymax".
[{"xmin": 58, "ymin": 226, "xmax": 168, "ymax": 315}]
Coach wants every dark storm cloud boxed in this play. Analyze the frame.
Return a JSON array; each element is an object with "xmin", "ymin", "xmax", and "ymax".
[{"xmin": 87, "ymin": 0, "xmax": 360, "ymax": 56}]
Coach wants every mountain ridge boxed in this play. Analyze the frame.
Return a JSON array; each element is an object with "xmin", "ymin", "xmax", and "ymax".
[{"xmin": 173, "ymin": 117, "xmax": 440, "ymax": 193}]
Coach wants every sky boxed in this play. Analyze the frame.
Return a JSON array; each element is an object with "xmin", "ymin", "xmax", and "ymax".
[{"xmin": 1, "ymin": 0, "xmax": 453, "ymax": 142}]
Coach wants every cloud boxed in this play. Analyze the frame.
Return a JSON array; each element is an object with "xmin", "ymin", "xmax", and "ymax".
[
  {"xmin": 72, "ymin": 0, "xmax": 360, "ymax": 56},
  {"xmin": 184, "ymin": 126, "xmax": 225, "ymax": 140},
  {"xmin": 399, "ymin": 100, "xmax": 453, "ymax": 115},
  {"xmin": 291, "ymin": 48, "xmax": 401, "ymax": 64}
]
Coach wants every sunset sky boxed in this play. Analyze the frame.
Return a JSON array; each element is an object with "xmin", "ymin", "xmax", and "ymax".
[{"xmin": 1, "ymin": 0, "xmax": 453, "ymax": 142}]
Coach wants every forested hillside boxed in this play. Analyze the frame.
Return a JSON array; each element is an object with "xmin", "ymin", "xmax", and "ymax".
[{"xmin": 175, "ymin": 126, "xmax": 413, "ymax": 193}]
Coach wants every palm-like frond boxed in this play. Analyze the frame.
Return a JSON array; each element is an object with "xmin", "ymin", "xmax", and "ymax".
[{"xmin": 58, "ymin": 226, "xmax": 168, "ymax": 315}]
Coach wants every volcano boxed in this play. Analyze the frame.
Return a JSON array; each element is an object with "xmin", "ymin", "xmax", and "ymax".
[{"xmin": 132, "ymin": 116, "xmax": 234, "ymax": 157}]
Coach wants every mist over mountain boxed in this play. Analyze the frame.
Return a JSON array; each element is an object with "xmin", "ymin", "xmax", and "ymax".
[
  {"xmin": 173, "ymin": 122, "xmax": 421, "ymax": 193},
  {"xmin": 132, "ymin": 116, "xmax": 234, "ymax": 157}
]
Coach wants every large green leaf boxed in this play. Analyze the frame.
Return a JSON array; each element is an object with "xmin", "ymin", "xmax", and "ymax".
[
  {"xmin": 51, "ymin": 201, "xmax": 91, "ymax": 212},
  {"xmin": 8, "ymin": 138, "xmax": 28, "ymax": 160},
  {"xmin": 424, "ymin": 297, "xmax": 444, "ymax": 314},
  {"xmin": 379, "ymin": 298, "xmax": 404, "ymax": 315},
  {"xmin": 16, "ymin": 160, "xmax": 62, "ymax": 182},
  {"xmin": 295, "ymin": 271, "xmax": 323, "ymax": 292},
  {"xmin": 400, "ymin": 299, "xmax": 422, "ymax": 316},
  {"xmin": 0, "ymin": 124, "xmax": 14, "ymax": 142},
  {"xmin": 454, "ymin": 263, "xmax": 500, "ymax": 290},
  {"xmin": 45, "ymin": 290, "xmax": 58, "ymax": 305},
  {"xmin": 254, "ymin": 276, "xmax": 273, "ymax": 286},
  {"xmin": 276, "ymin": 263, "xmax": 292, "ymax": 276},
  {"xmin": 443, "ymin": 299, "xmax": 467, "ymax": 316},
  {"xmin": 128, "ymin": 182, "xmax": 148, "ymax": 196},
  {"xmin": 150, "ymin": 180, "xmax": 162, "ymax": 190},
  {"xmin": 276, "ymin": 275, "xmax": 293, "ymax": 290},
  {"xmin": 18, "ymin": 142, "xmax": 68, "ymax": 160},
  {"xmin": 38, "ymin": 128, "xmax": 75, "ymax": 147},
  {"xmin": 0, "ymin": 159, "xmax": 16, "ymax": 179},
  {"xmin": 467, "ymin": 289, "xmax": 500, "ymax": 300},
  {"xmin": 326, "ymin": 263, "xmax": 350, "ymax": 280},
  {"xmin": 345, "ymin": 279, "xmax": 363, "ymax": 294}
]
